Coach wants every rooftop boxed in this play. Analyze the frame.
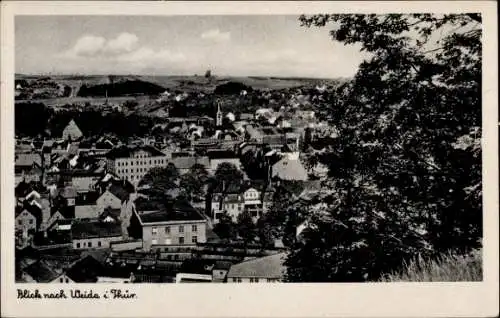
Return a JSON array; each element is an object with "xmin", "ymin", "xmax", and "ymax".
[
  {"xmin": 135, "ymin": 199, "xmax": 205, "ymax": 224},
  {"xmin": 227, "ymin": 252, "xmax": 287, "ymax": 279},
  {"xmin": 106, "ymin": 145, "xmax": 165, "ymax": 160},
  {"xmin": 71, "ymin": 220, "xmax": 122, "ymax": 240}
]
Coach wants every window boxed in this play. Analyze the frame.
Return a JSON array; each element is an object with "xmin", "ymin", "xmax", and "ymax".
[
  {"xmin": 179, "ymin": 225, "xmax": 184, "ymax": 233},
  {"xmin": 60, "ymin": 278, "xmax": 63, "ymax": 283},
  {"xmin": 192, "ymin": 236, "xmax": 197, "ymax": 243},
  {"xmin": 88, "ymin": 242, "xmax": 92, "ymax": 248},
  {"xmin": 250, "ymin": 278, "xmax": 254, "ymax": 283},
  {"xmin": 18, "ymin": 220, "xmax": 22, "ymax": 225},
  {"xmin": 76, "ymin": 243, "xmax": 81, "ymax": 248},
  {"xmin": 254, "ymin": 278, "xmax": 259, "ymax": 283},
  {"xmin": 237, "ymin": 278, "xmax": 242, "ymax": 283},
  {"xmin": 152, "ymin": 227, "xmax": 158, "ymax": 235},
  {"xmin": 98, "ymin": 241, "xmax": 102, "ymax": 247},
  {"xmin": 192, "ymin": 225, "xmax": 197, "ymax": 232},
  {"xmin": 179, "ymin": 237, "xmax": 184, "ymax": 244},
  {"xmin": 165, "ymin": 226, "xmax": 170, "ymax": 234},
  {"xmin": 233, "ymin": 278, "xmax": 237, "ymax": 282},
  {"xmin": 267, "ymin": 279, "xmax": 274, "ymax": 282},
  {"xmin": 65, "ymin": 278, "xmax": 69, "ymax": 283}
]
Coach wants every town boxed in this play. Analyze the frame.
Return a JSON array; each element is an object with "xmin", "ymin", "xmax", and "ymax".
[{"xmin": 15, "ymin": 74, "xmax": 338, "ymax": 283}]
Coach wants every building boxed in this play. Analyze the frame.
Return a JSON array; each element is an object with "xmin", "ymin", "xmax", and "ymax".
[
  {"xmin": 96, "ymin": 183, "xmax": 131, "ymax": 213},
  {"xmin": 226, "ymin": 252, "xmax": 287, "ymax": 283},
  {"xmin": 105, "ymin": 145, "xmax": 168, "ymax": 184},
  {"xmin": 71, "ymin": 219, "xmax": 123, "ymax": 250},
  {"xmin": 170, "ymin": 154, "xmax": 210, "ymax": 175},
  {"xmin": 58, "ymin": 170, "xmax": 103, "ymax": 193},
  {"xmin": 15, "ymin": 205, "xmax": 42, "ymax": 238},
  {"xmin": 132, "ymin": 198, "xmax": 208, "ymax": 252},
  {"xmin": 22, "ymin": 260, "xmax": 63, "ymax": 283},
  {"xmin": 271, "ymin": 156, "xmax": 308, "ymax": 181},
  {"xmin": 74, "ymin": 191, "xmax": 100, "ymax": 219},
  {"xmin": 206, "ymin": 149, "xmax": 242, "ymax": 173},
  {"xmin": 210, "ymin": 182, "xmax": 274, "ymax": 223},
  {"xmin": 62, "ymin": 119, "xmax": 83, "ymax": 141}
]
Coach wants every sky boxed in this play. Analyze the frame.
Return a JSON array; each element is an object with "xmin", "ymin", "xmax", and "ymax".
[{"xmin": 15, "ymin": 15, "xmax": 368, "ymax": 78}]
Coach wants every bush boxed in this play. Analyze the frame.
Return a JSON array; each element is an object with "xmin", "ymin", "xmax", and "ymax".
[{"xmin": 379, "ymin": 249, "xmax": 482, "ymax": 282}]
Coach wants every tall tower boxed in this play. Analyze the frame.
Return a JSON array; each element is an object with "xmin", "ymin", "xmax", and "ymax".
[{"xmin": 216, "ymin": 100, "xmax": 223, "ymax": 127}]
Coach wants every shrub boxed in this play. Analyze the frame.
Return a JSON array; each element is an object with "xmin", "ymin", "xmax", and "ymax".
[{"xmin": 379, "ymin": 249, "xmax": 482, "ymax": 282}]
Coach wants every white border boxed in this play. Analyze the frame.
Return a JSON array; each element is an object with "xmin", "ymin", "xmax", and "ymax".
[{"xmin": 1, "ymin": 2, "xmax": 498, "ymax": 317}]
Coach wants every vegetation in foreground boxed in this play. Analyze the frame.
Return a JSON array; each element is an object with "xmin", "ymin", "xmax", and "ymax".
[{"xmin": 380, "ymin": 249, "xmax": 482, "ymax": 282}]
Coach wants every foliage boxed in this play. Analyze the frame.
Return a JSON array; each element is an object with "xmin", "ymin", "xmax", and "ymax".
[
  {"xmin": 236, "ymin": 210, "xmax": 257, "ymax": 244},
  {"xmin": 138, "ymin": 164, "xmax": 179, "ymax": 198},
  {"xmin": 78, "ymin": 79, "xmax": 166, "ymax": 97},
  {"xmin": 284, "ymin": 14, "xmax": 482, "ymax": 282},
  {"xmin": 380, "ymin": 249, "xmax": 482, "ymax": 282},
  {"xmin": 213, "ymin": 162, "xmax": 244, "ymax": 191},
  {"xmin": 179, "ymin": 163, "xmax": 209, "ymax": 201},
  {"xmin": 213, "ymin": 211, "xmax": 237, "ymax": 241}
]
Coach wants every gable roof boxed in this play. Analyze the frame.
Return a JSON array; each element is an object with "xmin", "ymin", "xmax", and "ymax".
[
  {"xmin": 227, "ymin": 252, "xmax": 287, "ymax": 279},
  {"xmin": 71, "ymin": 220, "xmax": 122, "ymax": 240},
  {"xmin": 106, "ymin": 184, "xmax": 130, "ymax": 202},
  {"xmin": 272, "ymin": 158, "xmax": 308, "ymax": 181},
  {"xmin": 23, "ymin": 260, "xmax": 62, "ymax": 283},
  {"xmin": 65, "ymin": 255, "xmax": 106, "ymax": 283},
  {"xmin": 63, "ymin": 119, "xmax": 83, "ymax": 140}
]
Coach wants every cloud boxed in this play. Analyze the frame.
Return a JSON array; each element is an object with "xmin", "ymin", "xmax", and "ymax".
[
  {"xmin": 117, "ymin": 47, "xmax": 186, "ymax": 64},
  {"xmin": 104, "ymin": 32, "xmax": 138, "ymax": 55},
  {"xmin": 200, "ymin": 29, "xmax": 231, "ymax": 42},
  {"xmin": 68, "ymin": 35, "xmax": 106, "ymax": 57},
  {"xmin": 57, "ymin": 33, "xmax": 186, "ymax": 73},
  {"xmin": 60, "ymin": 32, "xmax": 139, "ymax": 58}
]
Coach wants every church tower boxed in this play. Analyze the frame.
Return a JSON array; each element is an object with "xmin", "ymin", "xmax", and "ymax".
[{"xmin": 216, "ymin": 100, "xmax": 223, "ymax": 127}]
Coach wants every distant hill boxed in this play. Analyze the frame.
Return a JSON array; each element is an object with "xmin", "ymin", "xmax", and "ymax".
[
  {"xmin": 77, "ymin": 79, "xmax": 166, "ymax": 97},
  {"xmin": 214, "ymin": 81, "xmax": 253, "ymax": 95}
]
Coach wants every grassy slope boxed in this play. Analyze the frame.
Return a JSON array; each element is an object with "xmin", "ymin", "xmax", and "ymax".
[{"xmin": 380, "ymin": 249, "xmax": 482, "ymax": 282}]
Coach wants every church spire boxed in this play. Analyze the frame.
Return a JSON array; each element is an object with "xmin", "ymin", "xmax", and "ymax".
[{"xmin": 216, "ymin": 100, "xmax": 223, "ymax": 127}]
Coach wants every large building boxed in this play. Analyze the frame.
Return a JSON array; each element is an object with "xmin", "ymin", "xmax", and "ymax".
[
  {"xmin": 131, "ymin": 198, "xmax": 208, "ymax": 252},
  {"xmin": 105, "ymin": 145, "xmax": 168, "ymax": 184}
]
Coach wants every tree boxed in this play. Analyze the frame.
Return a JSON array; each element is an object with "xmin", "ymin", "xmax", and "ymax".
[
  {"xmin": 213, "ymin": 211, "xmax": 237, "ymax": 241},
  {"xmin": 205, "ymin": 69, "xmax": 212, "ymax": 78},
  {"xmin": 213, "ymin": 162, "xmax": 244, "ymax": 190},
  {"xmin": 284, "ymin": 14, "xmax": 482, "ymax": 282},
  {"xmin": 236, "ymin": 210, "xmax": 257, "ymax": 245},
  {"xmin": 139, "ymin": 164, "xmax": 180, "ymax": 198},
  {"xmin": 179, "ymin": 163, "xmax": 209, "ymax": 201}
]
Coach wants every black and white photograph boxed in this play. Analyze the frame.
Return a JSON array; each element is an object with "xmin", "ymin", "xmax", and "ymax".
[{"xmin": 1, "ymin": 1, "xmax": 498, "ymax": 317}]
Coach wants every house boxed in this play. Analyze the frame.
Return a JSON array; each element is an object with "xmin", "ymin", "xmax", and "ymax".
[
  {"xmin": 62, "ymin": 119, "xmax": 83, "ymax": 141},
  {"xmin": 15, "ymin": 204, "xmax": 42, "ymax": 238},
  {"xmin": 170, "ymin": 155, "xmax": 210, "ymax": 175},
  {"xmin": 59, "ymin": 169, "xmax": 103, "ymax": 193},
  {"xmin": 56, "ymin": 186, "xmax": 77, "ymax": 207},
  {"xmin": 96, "ymin": 183, "xmax": 130, "ymax": 212},
  {"xmin": 132, "ymin": 198, "xmax": 208, "ymax": 252},
  {"xmin": 22, "ymin": 260, "xmax": 63, "ymax": 283},
  {"xmin": 175, "ymin": 259, "xmax": 216, "ymax": 283},
  {"xmin": 71, "ymin": 219, "xmax": 123, "ymax": 250},
  {"xmin": 207, "ymin": 149, "xmax": 242, "ymax": 173},
  {"xmin": 63, "ymin": 255, "xmax": 107, "ymax": 283},
  {"xmin": 226, "ymin": 252, "xmax": 287, "ymax": 283},
  {"xmin": 74, "ymin": 191, "xmax": 100, "ymax": 219},
  {"xmin": 210, "ymin": 181, "xmax": 274, "ymax": 223},
  {"xmin": 271, "ymin": 157, "xmax": 308, "ymax": 181},
  {"xmin": 15, "ymin": 161, "xmax": 43, "ymax": 185},
  {"xmin": 105, "ymin": 145, "xmax": 168, "ymax": 184}
]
